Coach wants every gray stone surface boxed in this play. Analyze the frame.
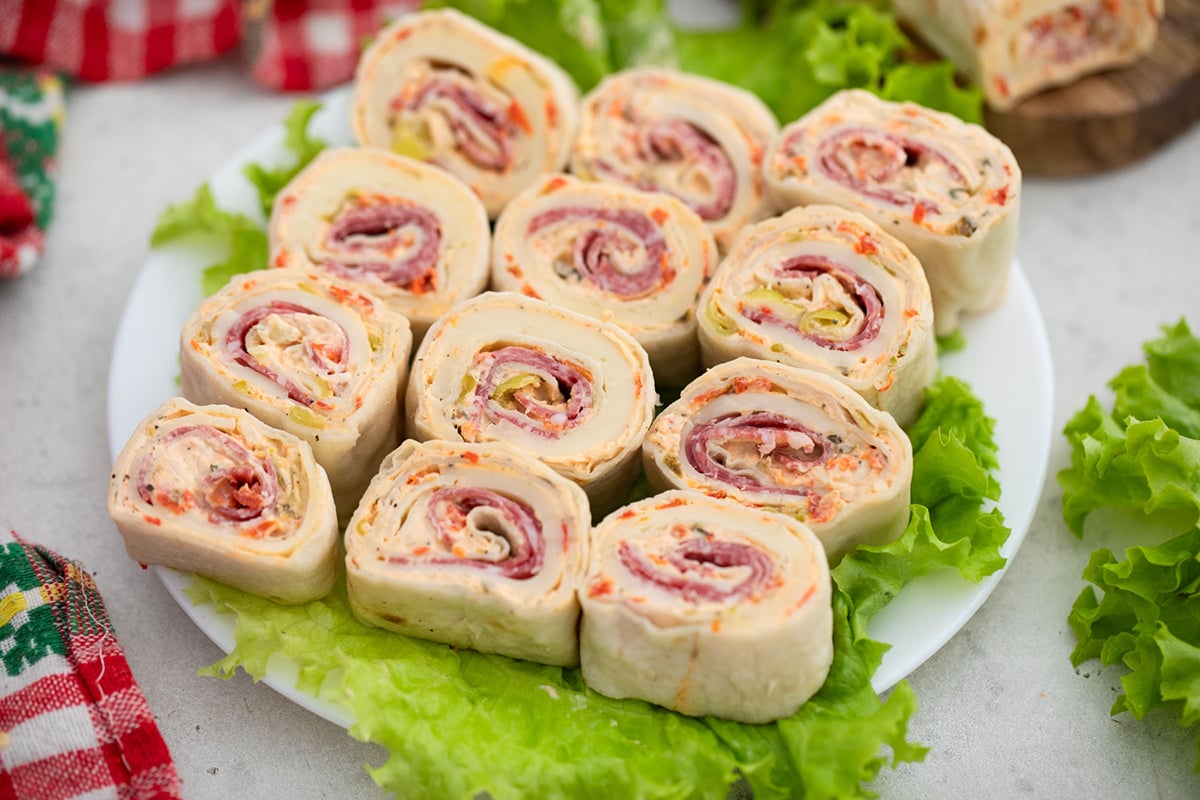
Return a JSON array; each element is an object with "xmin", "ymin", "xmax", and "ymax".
[{"xmin": 1, "ymin": 62, "xmax": 1197, "ymax": 799}]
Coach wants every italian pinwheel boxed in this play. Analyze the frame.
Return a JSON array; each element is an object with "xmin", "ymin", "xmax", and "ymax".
[
  {"xmin": 108, "ymin": 398, "xmax": 338, "ymax": 604},
  {"xmin": 696, "ymin": 204, "xmax": 936, "ymax": 426},
  {"xmin": 179, "ymin": 269, "xmax": 412, "ymax": 522},
  {"xmin": 579, "ymin": 490, "xmax": 833, "ymax": 723},
  {"xmin": 570, "ymin": 68, "xmax": 778, "ymax": 252},
  {"xmin": 491, "ymin": 174, "xmax": 717, "ymax": 386},
  {"xmin": 268, "ymin": 147, "xmax": 489, "ymax": 344},
  {"xmin": 642, "ymin": 358, "xmax": 913, "ymax": 563},
  {"xmin": 344, "ymin": 439, "xmax": 591, "ymax": 666},
  {"xmin": 406, "ymin": 291, "xmax": 656, "ymax": 513},
  {"xmin": 763, "ymin": 89, "xmax": 1020, "ymax": 335},
  {"xmin": 350, "ymin": 8, "xmax": 580, "ymax": 217},
  {"xmin": 893, "ymin": 0, "xmax": 1164, "ymax": 111}
]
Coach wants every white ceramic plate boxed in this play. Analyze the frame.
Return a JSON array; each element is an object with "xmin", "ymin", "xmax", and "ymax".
[{"xmin": 105, "ymin": 89, "xmax": 1053, "ymax": 727}]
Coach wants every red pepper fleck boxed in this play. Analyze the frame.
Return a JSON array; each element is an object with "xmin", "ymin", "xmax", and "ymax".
[
  {"xmin": 988, "ymin": 185, "xmax": 1010, "ymax": 205},
  {"xmin": 588, "ymin": 578, "xmax": 614, "ymax": 598},
  {"xmin": 732, "ymin": 376, "xmax": 773, "ymax": 394},
  {"xmin": 142, "ymin": 515, "xmax": 162, "ymax": 527},
  {"xmin": 462, "ymin": 451, "xmax": 480, "ymax": 464},
  {"xmin": 650, "ymin": 208, "xmax": 669, "ymax": 225},
  {"xmin": 912, "ymin": 203, "xmax": 926, "ymax": 225},
  {"xmin": 413, "ymin": 545, "xmax": 430, "ymax": 556},
  {"xmin": 507, "ymin": 101, "xmax": 533, "ymax": 135}
]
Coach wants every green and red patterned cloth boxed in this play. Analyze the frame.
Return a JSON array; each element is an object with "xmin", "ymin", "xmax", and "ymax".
[
  {"xmin": 0, "ymin": 69, "xmax": 63, "ymax": 279},
  {"xmin": 0, "ymin": 534, "xmax": 182, "ymax": 799}
]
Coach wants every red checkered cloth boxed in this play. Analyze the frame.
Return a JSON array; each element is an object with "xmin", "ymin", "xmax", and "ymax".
[
  {"xmin": 0, "ymin": 0, "xmax": 420, "ymax": 91},
  {"xmin": 0, "ymin": 533, "xmax": 182, "ymax": 800}
]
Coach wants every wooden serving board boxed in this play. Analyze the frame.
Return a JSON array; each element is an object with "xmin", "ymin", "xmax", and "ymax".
[{"xmin": 982, "ymin": 0, "xmax": 1200, "ymax": 176}]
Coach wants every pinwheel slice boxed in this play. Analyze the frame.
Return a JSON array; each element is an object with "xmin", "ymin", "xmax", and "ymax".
[
  {"xmin": 344, "ymin": 439, "xmax": 591, "ymax": 665},
  {"xmin": 893, "ymin": 0, "xmax": 1164, "ymax": 111},
  {"xmin": 180, "ymin": 269, "xmax": 412, "ymax": 523},
  {"xmin": 107, "ymin": 398, "xmax": 337, "ymax": 604},
  {"xmin": 642, "ymin": 358, "xmax": 913, "ymax": 563},
  {"xmin": 579, "ymin": 490, "xmax": 833, "ymax": 723},
  {"xmin": 764, "ymin": 89, "xmax": 1021, "ymax": 335},
  {"xmin": 268, "ymin": 147, "xmax": 489, "ymax": 345},
  {"xmin": 696, "ymin": 204, "xmax": 936, "ymax": 426},
  {"xmin": 406, "ymin": 291, "xmax": 656, "ymax": 514},
  {"xmin": 350, "ymin": 8, "xmax": 580, "ymax": 217},
  {"xmin": 492, "ymin": 174, "xmax": 717, "ymax": 387},
  {"xmin": 570, "ymin": 68, "xmax": 779, "ymax": 252}
]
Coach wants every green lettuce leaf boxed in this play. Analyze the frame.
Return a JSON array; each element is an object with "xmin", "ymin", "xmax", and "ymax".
[
  {"xmin": 1058, "ymin": 319, "xmax": 1200, "ymax": 770},
  {"xmin": 185, "ymin": 373, "xmax": 1006, "ymax": 797},
  {"xmin": 675, "ymin": 0, "xmax": 982, "ymax": 125},
  {"xmin": 242, "ymin": 100, "xmax": 328, "ymax": 219},
  {"xmin": 423, "ymin": 0, "xmax": 675, "ymax": 91},
  {"xmin": 149, "ymin": 183, "xmax": 269, "ymax": 296},
  {"xmin": 150, "ymin": 101, "xmax": 326, "ymax": 296}
]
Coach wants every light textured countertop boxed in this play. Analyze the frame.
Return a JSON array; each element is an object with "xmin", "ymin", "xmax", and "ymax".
[{"xmin": 1, "ymin": 60, "xmax": 1198, "ymax": 799}]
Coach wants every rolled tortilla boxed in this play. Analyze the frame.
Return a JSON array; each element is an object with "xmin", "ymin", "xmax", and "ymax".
[
  {"xmin": 268, "ymin": 147, "xmax": 490, "ymax": 345},
  {"xmin": 570, "ymin": 68, "xmax": 779, "ymax": 252},
  {"xmin": 696, "ymin": 204, "xmax": 936, "ymax": 426},
  {"xmin": 492, "ymin": 174, "xmax": 717, "ymax": 387},
  {"xmin": 579, "ymin": 490, "xmax": 833, "ymax": 723},
  {"xmin": 642, "ymin": 358, "xmax": 913, "ymax": 563},
  {"xmin": 180, "ymin": 269, "xmax": 412, "ymax": 523},
  {"xmin": 107, "ymin": 397, "xmax": 337, "ymax": 604},
  {"xmin": 350, "ymin": 8, "xmax": 580, "ymax": 217},
  {"xmin": 344, "ymin": 439, "xmax": 591, "ymax": 666},
  {"xmin": 406, "ymin": 291, "xmax": 656, "ymax": 514},
  {"xmin": 764, "ymin": 89, "xmax": 1021, "ymax": 335},
  {"xmin": 893, "ymin": 0, "xmax": 1164, "ymax": 111}
]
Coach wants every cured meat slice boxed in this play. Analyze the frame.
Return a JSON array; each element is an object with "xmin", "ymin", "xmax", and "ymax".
[
  {"xmin": 764, "ymin": 89, "xmax": 1020, "ymax": 335},
  {"xmin": 570, "ymin": 68, "xmax": 778, "ymax": 252},
  {"xmin": 579, "ymin": 491, "xmax": 833, "ymax": 723},
  {"xmin": 345, "ymin": 439, "xmax": 591, "ymax": 665},
  {"xmin": 893, "ymin": 0, "xmax": 1164, "ymax": 111},
  {"xmin": 696, "ymin": 204, "xmax": 936, "ymax": 426},
  {"xmin": 269, "ymin": 147, "xmax": 489, "ymax": 344},
  {"xmin": 642, "ymin": 358, "xmax": 913, "ymax": 563},
  {"xmin": 179, "ymin": 269, "xmax": 412, "ymax": 523},
  {"xmin": 406, "ymin": 291, "xmax": 656, "ymax": 513},
  {"xmin": 107, "ymin": 398, "xmax": 338, "ymax": 604},
  {"xmin": 492, "ymin": 174, "xmax": 717, "ymax": 386},
  {"xmin": 351, "ymin": 8, "xmax": 579, "ymax": 217}
]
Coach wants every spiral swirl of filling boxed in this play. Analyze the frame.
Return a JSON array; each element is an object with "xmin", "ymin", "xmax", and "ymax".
[
  {"xmin": 738, "ymin": 254, "xmax": 885, "ymax": 352},
  {"xmin": 133, "ymin": 424, "xmax": 280, "ymax": 527},
  {"xmin": 395, "ymin": 486, "xmax": 546, "ymax": 580},
  {"xmin": 400, "ymin": 71, "xmax": 517, "ymax": 173},
  {"xmin": 811, "ymin": 127, "xmax": 970, "ymax": 223},
  {"xmin": 224, "ymin": 301, "xmax": 351, "ymax": 408},
  {"xmin": 470, "ymin": 345, "xmax": 593, "ymax": 437},
  {"xmin": 593, "ymin": 117, "xmax": 737, "ymax": 222},
  {"xmin": 320, "ymin": 198, "xmax": 442, "ymax": 291},
  {"xmin": 683, "ymin": 411, "xmax": 835, "ymax": 496},
  {"xmin": 526, "ymin": 205, "xmax": 669, "ymax": 297},
  {"xmin": 616, "ymin": 531, "xmax": 774, "ymax": 604}
]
